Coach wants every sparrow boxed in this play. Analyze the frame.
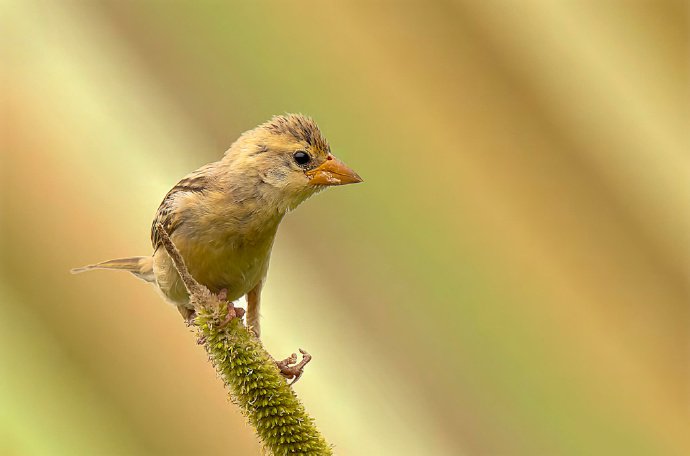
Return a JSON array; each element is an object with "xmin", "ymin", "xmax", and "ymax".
[{"xmin": 72, "ymin": 114, "xmax": 362, "ymax": 337}]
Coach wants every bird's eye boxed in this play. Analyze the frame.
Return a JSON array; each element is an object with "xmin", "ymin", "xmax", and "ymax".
[{"xmin": 293, "ymin": 151, "xmax": 311, "ymax": 165}]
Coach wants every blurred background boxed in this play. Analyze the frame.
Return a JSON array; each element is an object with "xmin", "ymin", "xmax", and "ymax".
[{"xmin": 2, "ymin": 1, "xmax": 688, "ymax": 455}]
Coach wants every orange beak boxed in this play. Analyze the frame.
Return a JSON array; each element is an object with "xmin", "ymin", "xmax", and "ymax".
[{"xmin": 306, "ymin": 154, "xmax": 363, "ymax": 186}]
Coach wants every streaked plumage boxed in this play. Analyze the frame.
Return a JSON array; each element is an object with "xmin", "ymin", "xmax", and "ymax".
[{"xmin": 72, "ymin": 114, "xmax": 362, "ymax": 336}]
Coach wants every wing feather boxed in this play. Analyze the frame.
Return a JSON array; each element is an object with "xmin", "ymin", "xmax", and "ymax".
[{"xmin": 151, "ymin": 165, "xmax": 212, "ymax": 250}]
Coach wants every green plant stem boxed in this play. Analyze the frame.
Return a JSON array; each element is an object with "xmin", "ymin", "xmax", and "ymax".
[
  {"xmin": 155, "ymin": 223, "xmax": 332, "ymax": 455},
  {"xmin": 196, "ymin": 305, "xmax": 332, "ymax": 455}
]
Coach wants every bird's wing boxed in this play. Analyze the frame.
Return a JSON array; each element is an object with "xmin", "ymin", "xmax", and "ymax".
[{"xmin": 151, "ymin": 165, "xmax": 212, "ymax": 251}]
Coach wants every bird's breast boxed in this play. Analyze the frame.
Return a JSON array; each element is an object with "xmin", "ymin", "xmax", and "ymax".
[{"xmin": 154, "ymin": 213, "xmax": 281, "ymax": 306}]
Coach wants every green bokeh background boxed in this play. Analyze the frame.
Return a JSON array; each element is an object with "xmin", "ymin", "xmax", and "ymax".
[{"xmin": 2, "ymin": 1, "xmax": 688, "ymax": 455}]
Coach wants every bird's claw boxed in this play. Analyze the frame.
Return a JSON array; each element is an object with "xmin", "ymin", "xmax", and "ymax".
[
  {"xmin": 275, "ymin": 349, "xmax": 312, "ymax": 385},
  {"xmin": 217, "ymin": 302, "xmax": 245, "ymax": 328}
]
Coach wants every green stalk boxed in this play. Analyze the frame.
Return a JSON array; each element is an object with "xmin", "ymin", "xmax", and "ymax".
[{"xmin": 155, "ymin": 223, "xmax": 332, "ymax": 455}]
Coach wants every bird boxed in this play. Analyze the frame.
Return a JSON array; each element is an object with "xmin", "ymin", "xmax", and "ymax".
[{"xmin": 72, "ymin": 114, "xmax": 362, "ymax": 337}]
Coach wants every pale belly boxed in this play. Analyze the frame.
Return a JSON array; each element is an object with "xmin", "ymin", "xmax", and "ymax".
[{"xmin": 152, "ymin": 229, "xmax": 276, "ymax": 308}]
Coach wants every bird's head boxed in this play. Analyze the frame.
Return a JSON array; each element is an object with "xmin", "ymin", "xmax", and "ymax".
[{"xmin": 224, "ymin": 114, "xmax": 362, "ymax": 212}]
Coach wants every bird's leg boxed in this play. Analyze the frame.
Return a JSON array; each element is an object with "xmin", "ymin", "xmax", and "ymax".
[
  {"xmin": 274, "ymin": 349, "xmax": 312, "ymax": 385},
  {"xmin": 217, "ymin": 288, "xmax": 229, "ymax": 302},
  {"xmin": 246, "ymin": 281, "xmax": 263, "ymax": 338}
]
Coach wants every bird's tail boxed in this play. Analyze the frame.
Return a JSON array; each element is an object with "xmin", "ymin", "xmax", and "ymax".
[{"xmin": 71, "ymin": 256, "xmax": 155, "ymax": 283}]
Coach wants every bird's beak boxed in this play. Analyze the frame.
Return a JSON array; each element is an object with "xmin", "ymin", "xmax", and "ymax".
[{"xmin": 306, "ymin": 154, "xmax": 363, "ymax": 186}]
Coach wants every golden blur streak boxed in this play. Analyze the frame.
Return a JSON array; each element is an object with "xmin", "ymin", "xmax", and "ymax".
[
  {"xmin": 458, "ymin": 0, "xmax": 690, "ymax": 447},
  {"xmin": 3, "ymin": 2, "xmax": 260, "ymax": 454},
  {"xmin": 320, "ymin": 2, "xmax": 689, "ymax": 453},
  {"xmin": 0, "ymin": 285, "xmax": 148, "ymax": 455},
  {"xmin": 261, "ymin": 245, "xmax": 462, "ymax": 456},
  {"xmin": 466, "ymin": 0, "xmax": 689, "ymax": 278},
  {"xmin": 2, "ymin": 83, "xmax": 260, "ymax": 456}
]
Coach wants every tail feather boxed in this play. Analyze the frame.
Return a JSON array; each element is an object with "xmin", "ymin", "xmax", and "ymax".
[{"xmin": 71, "ymin": 256, "xmax": 155, "ymax": 282}]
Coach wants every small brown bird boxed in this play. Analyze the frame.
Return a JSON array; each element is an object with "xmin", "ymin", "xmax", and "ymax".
[{"xmin": 72, "ymin": 114, "xmax": 362, "ymax": 336}]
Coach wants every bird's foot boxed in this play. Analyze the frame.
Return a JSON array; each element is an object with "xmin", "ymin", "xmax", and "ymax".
[
  {"xmin": 275, "ymin": 349, "xmax": 312, "ymax": 385},
  {"xmin": 217, "ymin": 301, "xmax": 245, "ymax": 328}
]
